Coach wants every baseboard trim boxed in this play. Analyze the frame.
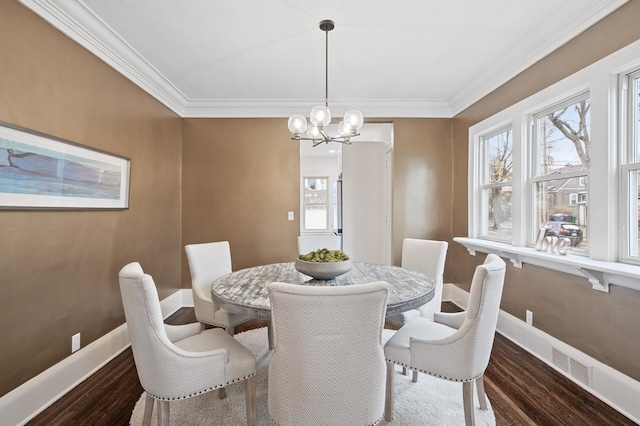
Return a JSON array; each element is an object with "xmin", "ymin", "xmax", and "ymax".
[
  {"xmin": 0, "ymin": 289, "xmax": 188, "ymax": 426},
  {"xmin": 444, "ymin": 283, "xmax": 640, "ymax": 424}
]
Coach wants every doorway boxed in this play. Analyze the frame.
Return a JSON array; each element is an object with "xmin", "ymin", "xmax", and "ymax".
[{"xmin": 299, "ymin": 123, "xmax": 393, "ymax": 264}]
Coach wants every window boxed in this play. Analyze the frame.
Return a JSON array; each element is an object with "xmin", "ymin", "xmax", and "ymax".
[
  {"xmin": 570, "ymin": 193, "xmax": 578, "ymax": 205},
  {"xmin": 465, "ymin": 40, "xmax": 640, "ymax": 278},
  {"xmin": 303, "ymin": 177, "xmax": 329, "ymax": 231},
  {"xmin": 531, "ymin": 94, "xmax": 589, "ymax": 251},
  {"xmin": 621, "ymin": 69, "xmax": 640, "ymax": 262},
  {"xmin": 479, "ymin": 127, "xmax": 513, "ymax": 241}
]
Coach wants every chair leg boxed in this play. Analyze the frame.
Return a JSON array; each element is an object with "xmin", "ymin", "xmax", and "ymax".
[
  {"xmin": 267, "ymin": 321, "xmax": 274, "ymax": 350},
  {"xmin": 157, "ymin": 400, "xmax": 170, "ymax": 426},
  {"xmin": 384, "ymin": 361, "xmax": 394, "ymax": 422},
  {"xmin": 142, "ymin": 393, "xmax": 154, "ymax": 426},
  {"xmin": 462, "ymin": 381, "xmax": 476, "ymax": 426},
  {"xmin": 402, "ymin": 366, "xmax": 408, "ymax": 376},
  {"xmin": 245, "ymin": 376, "xmax": 256, "ymax": 426},
  {"xmin": 412, "ymin": 369, "xmax": 418, "ymax": 382},
  {"xmin": 476, "ymin": 375, "xmax": 488, "ymax": 410},
  {"xmin": 218, "ymin": 387, "xmax": 226, "ymax": 399}
]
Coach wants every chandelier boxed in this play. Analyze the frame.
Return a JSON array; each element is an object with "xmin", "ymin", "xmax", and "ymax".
[{"xmin": 287, "ymin": 20, "xmax": 364, "ymax": 147}]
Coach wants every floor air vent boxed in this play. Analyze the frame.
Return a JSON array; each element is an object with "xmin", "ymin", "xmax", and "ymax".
[
  {"xmin": 570, "ymin": 358, "xmax": 592, "ymax": 388},
  {"xmin": 552, "ymin": 348, "xmax": 569, "ymax": 373},
  {"xmin": 552, "ymin": 347, "xmax": 592, "ymax": 388}
]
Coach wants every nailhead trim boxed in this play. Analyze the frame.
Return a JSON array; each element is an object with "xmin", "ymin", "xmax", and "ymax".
[
  {"xmin": 385, "ymin": 359, "xmax": 480, "ymax": 382},
  {"xmin": 147, "ymin": 372, "xmax": 256, "ymax": 401},
  {"xmin": 271, "ymin": 414, "xmax": 383, "ymax": 425}
]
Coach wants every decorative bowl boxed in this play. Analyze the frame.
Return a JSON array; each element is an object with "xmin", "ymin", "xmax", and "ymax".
[{"xmin": 294, "ymin": 258, "xmax": 353, "ymax": 280}]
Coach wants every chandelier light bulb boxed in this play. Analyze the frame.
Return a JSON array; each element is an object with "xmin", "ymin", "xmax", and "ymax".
[
  {"xmin": 310, "ymin": 105, "xmax": 331, "ymax": 129},
  {"xmin": 307, "ymin": 125, "xmax": 322, "ymax": 140},
  {"xmin": 288, "ymin": 114, "xmax": 308, "ymax": 136},
  {"xmin": 338, "ymin": 120, "xmax": 350, "ymax": 136},
  {"xmin": 343, "ymin": 110, "xmax": 364, "ymax": 134}
]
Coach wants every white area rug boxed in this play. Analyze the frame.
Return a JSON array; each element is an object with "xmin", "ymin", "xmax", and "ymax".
[{"xmin": 130, "ymin": 327, "xmax": 495, "ymax": 425}]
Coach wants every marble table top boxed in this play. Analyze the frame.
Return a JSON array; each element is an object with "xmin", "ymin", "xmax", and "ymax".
[{"xmin": 211, "ymin": 262, "xmax": 435, "ymax": 320}]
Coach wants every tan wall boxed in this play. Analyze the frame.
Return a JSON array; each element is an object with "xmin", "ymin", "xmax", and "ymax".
[
  {"xmin": 181, "ymin": 118, "xmax": 300, "ymax": 285},
  {"xmin": 180, "ymin": 117, "xmax": 454, "ymax": 285},
  {"xmin": 451, "ymin": 0, "xmax": 640, "ymax": 380},
  {"xmin": 0, "ymin": 2, "xmax": 183, "ymax": 397},
  {"xmin": 391, "ymin": 119, "xmax": 453, "ymax": 273}
]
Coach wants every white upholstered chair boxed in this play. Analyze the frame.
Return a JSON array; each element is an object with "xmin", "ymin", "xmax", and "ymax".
[
  {"xmin": 267, "ymin": 281, "xmax": 389, "ymax": 426},
  {"xmin": 384, "ymin": 254, "xmax": 506, "ymax": 426},
  {"xmin": 386, "ymin": 238, "xmax": 449, "ymax": 380},
  {"xmin": 185, "ymin": 241, "xmax": 252, "ymax": 334},
  {"xmin": 387, "ymin": 238, "xmax": 449, "ymax": 326},
  {"xmin": 119, "ymin": 262, "xmax": 257, "ymax": 426}
]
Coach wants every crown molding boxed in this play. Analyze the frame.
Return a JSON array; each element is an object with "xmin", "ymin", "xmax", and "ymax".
[
  {"xmin": 448, "ymin": 0, "xmax": 628, "ymax": 116},
  {"xmin": 20, "ymin": 0, "xmax": 189, "ymax": 116},
  {"xmin": 20, "ymin": 0, "xmax": 628, "ymax": 119},
  {"xmin": 181, "ymin": 99, "xmax": 453, "ymax": 118}
]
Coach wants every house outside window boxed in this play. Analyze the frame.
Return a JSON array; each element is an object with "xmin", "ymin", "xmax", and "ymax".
[{"xmin": 303, "ymin": 177, "xmax": 329, "ymax": 231}]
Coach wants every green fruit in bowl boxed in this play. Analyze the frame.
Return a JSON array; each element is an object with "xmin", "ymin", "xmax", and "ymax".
[{"xmin": 298, "ymin": 248, "xmax": 350, "ymax": 262}]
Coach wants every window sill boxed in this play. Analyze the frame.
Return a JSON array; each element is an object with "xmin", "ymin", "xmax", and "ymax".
[{"xmin": 453, "ymin": 237, "xmax": 640, "ymax": 293}]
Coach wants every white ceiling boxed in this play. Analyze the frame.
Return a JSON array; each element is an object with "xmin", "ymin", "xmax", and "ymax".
[{"xmin": 21, "ymin": 0, "xmax": 626, "ymax": 118}]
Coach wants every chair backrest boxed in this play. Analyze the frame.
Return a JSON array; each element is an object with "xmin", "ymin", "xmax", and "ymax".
[
  {"xmin": 401, "ymin": 238, "xmax": 448, "ymax": 286},
  {"xmin": 119, "ymin": 262, "xmax": 228, "ymax": 400},
  {"xmin": 412, "ymin": 253, "xmax": 506, "ymax": 380},
  {"xmin": 118, "ymin": 263, "xmax": 191, "ymax": 397},
  {"xmin": 185, "ymin": 241, "xmax": 232, "ymax": 304},
  {"xmin": 267, "ymin": 281, "xmax": 389, "ymax": 425}
]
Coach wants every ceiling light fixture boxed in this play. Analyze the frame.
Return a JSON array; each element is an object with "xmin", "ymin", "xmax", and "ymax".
[{"xmin": 288, "ymin": 20, "xmax": 364, "ymax": 147}]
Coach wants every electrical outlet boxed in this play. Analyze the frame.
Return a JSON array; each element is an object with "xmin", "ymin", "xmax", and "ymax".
[
  {"xmin": 288, "ymin": 211, "xmax": 294, "ymax": 220},
  {"xmin": 526, "ymin": 310, "xmax": 533, "ymax": 326},
  {"xmin": 72, "ymin": 333, "xmax": 81, "ymax": 353}
]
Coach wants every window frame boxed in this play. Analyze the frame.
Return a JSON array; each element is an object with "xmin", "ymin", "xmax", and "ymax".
[
  {"xmin": 302, "ymin": 176, "xmax": 330, "ymax": 232},
  {"xmin": 477, "ymin": 125, "xmax": 514, "ymax": 243},
  {"xmin": 619, "ymin": 68, "xmax": 640, "ymax": 265},
  {"xmin": 529, "ymin": 92, "xmax": 590, "ymax": 253}
]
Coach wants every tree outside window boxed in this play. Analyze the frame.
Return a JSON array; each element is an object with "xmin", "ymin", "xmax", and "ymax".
[{"xmin": 480, "ymin": 128, "xmax": 512, "ymax": 241}]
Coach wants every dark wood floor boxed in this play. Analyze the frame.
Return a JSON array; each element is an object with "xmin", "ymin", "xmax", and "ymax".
[{"xmin": 28, "ymin": 303, "xmax": 635, "ymax": 425}]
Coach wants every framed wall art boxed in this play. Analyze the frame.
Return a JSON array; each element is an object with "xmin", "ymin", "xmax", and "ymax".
[{"xmin": 0, "ymin": 122, "xmax": 130, "ymax": 209}]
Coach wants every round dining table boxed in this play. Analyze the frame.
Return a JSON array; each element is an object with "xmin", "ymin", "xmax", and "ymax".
[{"xmin": 210, "ymin": 261, "xmax": 435, "ymax": 321}]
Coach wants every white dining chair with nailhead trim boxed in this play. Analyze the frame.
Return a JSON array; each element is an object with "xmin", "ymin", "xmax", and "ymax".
[
  {"xmin": 119, "ymin": 262, "xmax": 257, "ymax": 426},
  {"xmin": 386, "ymin": 238, "xmax": 449, "ymax": 381},
  {"xmin": 267, "ymin": 281, "xmax": 389, "ymax": 426},
  {"xmin": 383, "ymin": 254, "xmax": 506, "ymax": 426}
]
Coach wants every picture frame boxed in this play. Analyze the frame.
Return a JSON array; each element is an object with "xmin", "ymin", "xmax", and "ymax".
[{"xmin": 0, "ymin": 122, "xmax": 130, "ymax": 210}]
